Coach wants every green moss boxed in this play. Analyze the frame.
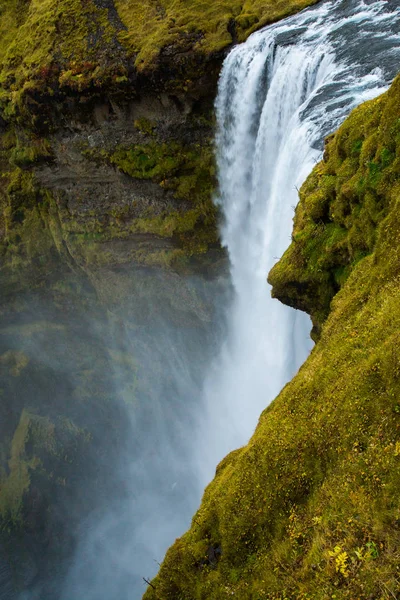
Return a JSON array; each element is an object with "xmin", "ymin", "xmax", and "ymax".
[
  {"xmin": 0, "ymin": 350, "xmax": 29, "ymax": 377},
  {"xmin": 0, "ymin": 0, "xmax": 318, "ymax": 120},
  {"xmin": 0, "ymin": 410, "xmax": 42, "ymax": 529},
  {"xmin": 9, "ymin": 137, "xmax": 52, "ymax": 168},
  {"xmin": 109, "ymin": 140, "xmax": 216, "ymax": 203},
  {"xmin": 2, "ymin": 170, "xmax": 57, "ymax": 270},
  {"xmin": 82, "ymin": 137, "xmax": 219, "ymax": 260},
  {"xmin": 0, "ymin": 0, "xmax": 125, "ymax": 121},
  {"xmin": 143, "ymin": 76, "xmax": 400, "ymax": 600},
  {"xmin": 134, "ymin": 118, "xmax": 156, "ymax": 137},
  {"xmin": 0, "ymin": 130, "xmax": 73, "ymax": 294},
  {"xmin": 115, "ymin": 0, "xmax": 319, "ymax": 71},
  {"xmin": 110, "ymin": 142, "xmax": 184, "ymax": 181},
  {"xmin": 269, "ymin": 74, "xmax": 400, "ymax": 339},
  {"xmin": 0, "ymin": 409, "xmax": 90, "ymax": 530},
  {"xmin": 0, "ymin": 0, "xmax": 319, "ymax": 272}
]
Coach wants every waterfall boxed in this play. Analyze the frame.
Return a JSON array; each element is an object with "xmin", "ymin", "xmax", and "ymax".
[
  {"xmin": 196, "ymin": 0, "xmax": 400, "ymax": 485},
  {"xmin": 36, "ymin": 2, "xmax": 400, "ymax": 598}
]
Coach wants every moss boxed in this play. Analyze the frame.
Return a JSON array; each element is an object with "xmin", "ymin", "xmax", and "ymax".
[
  {"xmin": 134, "ymin": 118, "xmax": 156, "ymax": 137},
  {"xmin": 0, "ymin": 412, "xmax": 36, "ymax": 529},
  {"xmin": 0, "ymin": 350, "xmax": 29, "ymax": 377},
  {"xmin": 0, "ymin": 0, "xmax": 318, "ymax": 121},
  {"xmin": 268, "ymin": 74, "xmax": 400, "ymax": 340},
  {"xmin": 143, "ymin": 76, "xmax": 400, "ymax": 600},
  {"xmin": 2, "ymin": 170, "xmax": 58, "ymax": 271},
  {"xmin": 108, "ymin": 139, "xmax": 217, "ymax": 204},
  {"xmin": 9, "ymin": 137, "xmax": 53, "ymax": 168},
  {"xmin": 0, "ymin": 409, "xmax": 91, "ymax": 530},
  {"xmin": 0, "ymin": 131, "xmax": 77, "ymax": 297},
  {"xmin": 0, "ymin": 410, "xmax": 48, "ymax": 529},
  {"xmin": 0, "ymin": 1, "xmax": 319, "ymax": 273},
  {"xmin": 82, "ymin": 137, "xmax": 219, "ymax": 260},
  {"xmin": 115, "ymin": 0, "xmax": 319, "ymax": 71},
  {"xmin": 0, "ymin": 0, "xmax": 126, "ymax": 121}
]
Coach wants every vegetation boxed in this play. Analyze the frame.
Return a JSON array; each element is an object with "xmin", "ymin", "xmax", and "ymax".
[
  {"xmin": 115, "ymin": 0, "xmax": 319, "ymax": 70},
  {"xmin": 269, "ymin": 75, "xmax": 400, "ymax": 340},
  {"xmin": 0, "ymin": 0, "xmax": 319, "ymax": 272},
  {"xmin": 0, "ymin": 0, "xmax": 125, "ymax": 121},
  {"xmin": 0, "ymin": 124, "xmax": 217, "ymax": 274},
  {"xmin": 0, "ymin": 130, "xmax": 60, "ymax": 289},
  {"xmin": 0, "ymin": 0, "xmax": 318, "ymax": 120},
  {"xmin": 0, "ymin": 408, "xmax": 89, "ymax": 529},
  {"xmin": 143, "ymin": 76, "xmax": 400, "ymax": 600},
  {"xmin": 89, "ymin": 138, "xmax": 219, "ymax": 257}
]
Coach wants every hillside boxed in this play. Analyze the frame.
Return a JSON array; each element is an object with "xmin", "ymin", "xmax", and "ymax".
[{"xmin": 143, "ymin": 74, "xmax": 400, "ymax": 600}]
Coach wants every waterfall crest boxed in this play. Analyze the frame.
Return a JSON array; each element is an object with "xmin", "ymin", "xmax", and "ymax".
[{"xmin": 196, "ymin": 0, "xmax": 400, "ymax": 484}]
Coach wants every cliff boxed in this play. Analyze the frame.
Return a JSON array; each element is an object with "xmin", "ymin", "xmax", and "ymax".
[
  {"xmin": 0, "ymin": 0, "xmax": 321, "ymax": 596},
  {"xmin": 143, "ymin": 75, "xmax": 400, "ymax": 599},
  {"xmin": 0, "ymin": 0, "xmax": 319, "ymax": 289}
]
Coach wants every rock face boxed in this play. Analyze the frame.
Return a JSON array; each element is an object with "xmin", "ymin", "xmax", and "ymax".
[
  {"xmin": 0, "ymin": 0, "xmax": 319, "ymax": 282},
  {"xmin": 0, "ymin": 88, "xmax": 220, "ymax": 294},
  {"xmin": 144, "ymin": 75, "xmax": 400, "ymax": 600}
]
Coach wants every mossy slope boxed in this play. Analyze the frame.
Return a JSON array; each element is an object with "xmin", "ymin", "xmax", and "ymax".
[
  {"xmin": 143, "ymin": 77, "xmax": 400, "ymax": 600},
  {"xmin": 269, "ymin": 75, "xmax": 400, "ymax": 340}
]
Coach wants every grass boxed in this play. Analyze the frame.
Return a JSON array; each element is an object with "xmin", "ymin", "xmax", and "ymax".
[{"xmin": 143, "ymin": 75, "xmax": 400, "ymax": 600}]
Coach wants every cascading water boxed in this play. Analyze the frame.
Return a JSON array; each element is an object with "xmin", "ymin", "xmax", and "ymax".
[{"xmin": 196, "ymin": 0, "xmax": 400, "ymax": 485}]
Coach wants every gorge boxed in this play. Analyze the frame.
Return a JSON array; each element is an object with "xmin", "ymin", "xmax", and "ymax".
[{"xmin": 0, "ymin": 0, "xmax": 399, "ymax": 599}]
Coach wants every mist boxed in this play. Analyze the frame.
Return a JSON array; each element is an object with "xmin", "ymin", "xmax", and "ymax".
[{"xmin": 1, "ymin": 265, "xmax": 229, "ymax": 600}]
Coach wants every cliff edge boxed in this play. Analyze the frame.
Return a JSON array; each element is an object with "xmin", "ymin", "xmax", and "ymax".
[{"xmin": 143, "ymin": 75, "xmax": 400, "ymax": 600}]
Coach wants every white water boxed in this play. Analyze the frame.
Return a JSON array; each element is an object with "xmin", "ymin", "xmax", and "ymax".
[{"xmin": 196, "ymin": 0, "xmax": 400, "ymax": 485}]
